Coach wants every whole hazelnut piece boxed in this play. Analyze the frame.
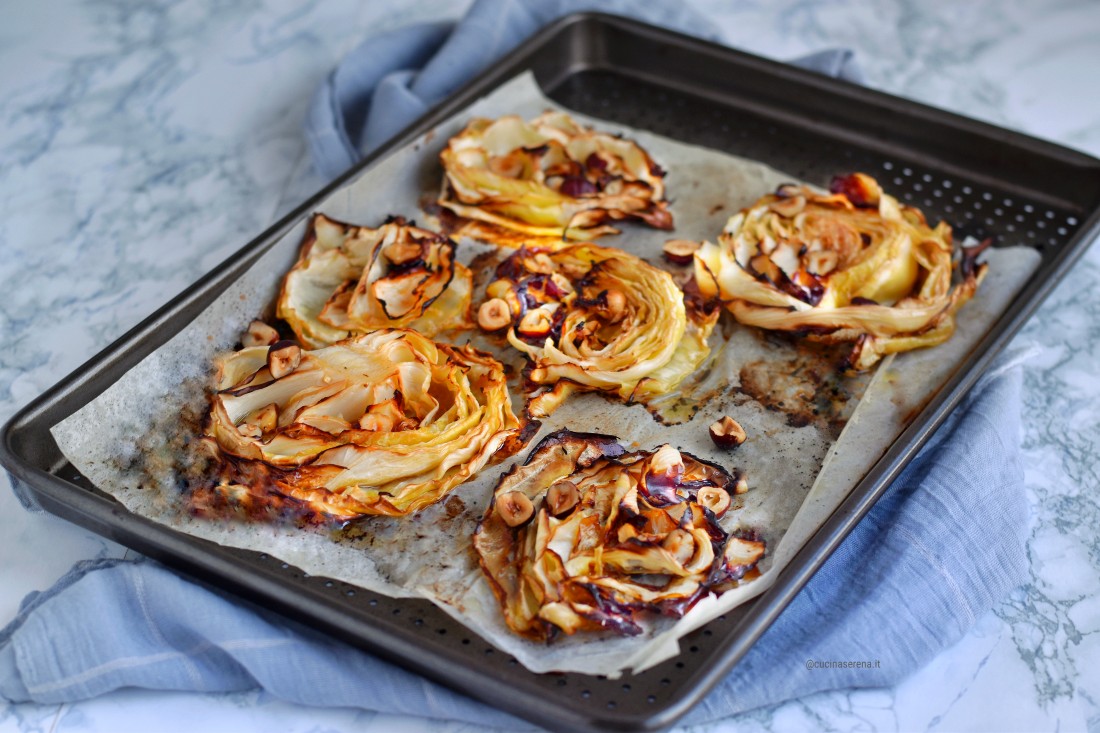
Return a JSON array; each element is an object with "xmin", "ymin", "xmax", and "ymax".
[
  {"xmin": 496, "ymin": 491, "xmax": 535, "ymax": 527},
  {"xmin": 478, "ymin": 298, "xmax": 513, "ymax": 331},
  {"xmin": 546, "ymin": 481, "xmax": 580, "ymax": 516},
  {"xmin": 267, "ymin": 341, "xmax": 302, "ymax": 379},
  {"xmin": 242, "ymin": 320, "xmax": 280, "ymax": 348},
  {"xmin": 709, "ymin": 416, "xmax": 747, "ymax": 450},
  {"xmin": 696, "ymin": 486, "xmax": 731, "ymax": 517},
  {"xmin": 600, "ymin": 288, "xmax": 628, "ymax": 323},
  {"xmin": 662, "ymin": 239, "xmax": 701, "ymax": 265}
]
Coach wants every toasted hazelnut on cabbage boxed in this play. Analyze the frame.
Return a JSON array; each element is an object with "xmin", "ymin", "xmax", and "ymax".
[
  {"xmin": 438, "ymin": 112, "xmax": 672, "ymax": 246},
  {"xmin": 476, "ymin": 244, "xmax": 718, "ymax": 417},
  {"xmin": 202, "ymin": 329, "xmax": 528, "ymax": 519},
  {"xmin": 242, "ymin": 320, "xmax": 280, "ymax": 348},
  {"xmin": 278, "ymin": 213, "xmax": 472, "ymax": 348},
  {"xmin": 473, "ymin": 430, "xmax": 765, "ymax": 640},
  {"xmin": 692, "ymin": 173, "xmax": 989, "ymax": 370}
]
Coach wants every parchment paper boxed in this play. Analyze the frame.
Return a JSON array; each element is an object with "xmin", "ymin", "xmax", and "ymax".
[{"xmin": 51, "ymin": 73, "xmax": 1041, "ymax": 676}]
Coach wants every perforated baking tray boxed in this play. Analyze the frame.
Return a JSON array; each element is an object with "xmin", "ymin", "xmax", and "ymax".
[{"xmin": 4, "ymin": 13, "xmax": 1099, "ymax": 733}]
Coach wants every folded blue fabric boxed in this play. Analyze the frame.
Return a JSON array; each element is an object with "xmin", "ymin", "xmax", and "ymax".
[
  {"xmin": 305, "ymin": 0, "xmax": 863, "ymax": 179},
  {"xmin": 2, "ymin": 0, "xmax": 1028, "ymax": 727},
  {"xmin": 0, "ymin": 363, "xmax": 1028, "ymax": 727}
]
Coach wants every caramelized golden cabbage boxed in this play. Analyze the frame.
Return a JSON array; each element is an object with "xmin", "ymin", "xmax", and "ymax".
[
  {"xmin": 694, "ymin": 173, "xmax": 989, "ymax": 369},
  {"xmin": 202, "ymin": 330, "xmax": 527, "ymax": 519},
  {"xmin": 439, "ymin": 112, "xmax": 671, "ymax": 246},
  {"xmin": 473, "ymin": 431, "xmax": 765, "ymax": 640},
  {"xmin": 278, "ymin": 214, "xmax": 472, "ymax": 347},
  {"xmin": 477, "ymin": 244, "xmax": 717, "ymax": 416}
]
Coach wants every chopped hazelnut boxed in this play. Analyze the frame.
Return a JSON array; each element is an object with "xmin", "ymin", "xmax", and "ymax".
[
  {"xmin": 749, "ymin": 254, "xmax": 781, "ymax": 282},
  {"xmin": 517, "ymin": 307, "xmax": 554, "ymax": 339},
  {"xmin": 599, "ymin": 288, "xmax": 628, "ymax": 323},
  {"xmin": 829, "ymin": 172, "xmax": 881, "ymax": 209},
  {"xmin": 696, "ymin": 486, "xmax": 731, "ymax": 517},
  {"xmin": 242, "ymin": 320, "xmax": 280, "ymax": 348},
  {"xmin": 546, "ymin": 480, "xmax": 580, "ymax": 516},
  {"xmin": 662, "ymin": 239, "xmax": 701, "ymax": 265},
  {"xmin": 526, "ymin": 252, "xmax": 555, "ymax": 275},
  {"xmin": 478, "ymin": 298, "xmax": 513, "ymax": 331},
  {"xmin": 709, "ymin": 416, "xmax": 746, "ymax": 450},
  {"xmin": 775, "ymin": 183, "xmax": 802, "ymax": 199},
  {"xmin": 549, "ymin": 272, "xmax": 574, "ymax": 296},
  {"xmin": 382, "ymin": 239, "xmax": 423, "ymax": 265},
  {"xmin": 806, "ymin": 249, "xmax": 838, "ymax": 276},
  {"xmin": 267, "ymin": 341, "xmax": 302, "ymax": 379},
  {"xmin": 486, "ymin": 279, "xmax": 513, "ymax": 300},
  {"xmin": 497, "ymin": 491, "xmax": 534, "ymax": 527},
  {"xmin": 649, "ymin": 444, "xmax": 684, "ymax": 475},
  {"xmin": 770, "ymin": 194, "xmax": 806, "ymax": 218}
]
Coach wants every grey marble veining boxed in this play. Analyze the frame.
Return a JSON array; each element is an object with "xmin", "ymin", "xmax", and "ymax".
[{"xmin": 1, "ymin": 1, "xmax": 1098, "ymax": 732}]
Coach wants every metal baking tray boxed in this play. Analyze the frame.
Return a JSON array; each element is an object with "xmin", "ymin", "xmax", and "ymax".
[{"xmin": 4, "ymin": 13, "xmax": 1099, "ymax": 733}]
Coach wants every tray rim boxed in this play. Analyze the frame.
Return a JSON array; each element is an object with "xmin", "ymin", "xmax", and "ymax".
[{"xmin": 4, "ymin": 12, "xmax": 1100, "ymax": 733}]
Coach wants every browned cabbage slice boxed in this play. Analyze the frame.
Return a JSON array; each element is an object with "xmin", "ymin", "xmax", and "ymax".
[
  {"xmin": 202, "ymin": 330, "xmax": 528, "ymax": 519},
  {"xmin": 439, "ymin": 112, "xmax": 672, "ymax": 246},
  {"xmin": 278, "ymin": 214, "xmax": 472, "ymax": 347},
  {"xmin": 473, "ymin": 431, "xmax": 765, "ymax": 640},
  {"xmin": 477, "ymin": 244, "xmax": 717, "ymax": 416},
  {"xmin": 693, "ymin": 173, "xmax": 989, "ymax": 369}
]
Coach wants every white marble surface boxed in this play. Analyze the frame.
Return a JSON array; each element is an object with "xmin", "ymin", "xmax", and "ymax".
[{"xmin": 2, "ymin": 1, "xmax": 1098, "ymax": 731}]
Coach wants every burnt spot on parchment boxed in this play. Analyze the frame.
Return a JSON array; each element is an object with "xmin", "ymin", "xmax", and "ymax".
[{"xmin": 736, "ymin": 334, "xmax": 868, "ymax": 439}]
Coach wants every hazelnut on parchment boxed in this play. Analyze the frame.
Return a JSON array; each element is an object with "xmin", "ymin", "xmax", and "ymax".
[
  {"xmin": 709, "ymin": 416, "xmax": 747, "ymax": 450},
  {"xmin": 242, "ymin": 320, "xmax": 280, "ymax": 348}
]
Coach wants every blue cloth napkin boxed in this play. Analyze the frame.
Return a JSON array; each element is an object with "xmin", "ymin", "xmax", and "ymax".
[
  {"xmin": 2, "ymin": 0, "xmax": 1028, "ymax": 727},
  {"xmin": 305, "ymin": 0, "xmax": 863, "ymax": 179},
  {"xmin": 0, "ymin": 362, "xmax": 1028, "ymax": 727}
]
